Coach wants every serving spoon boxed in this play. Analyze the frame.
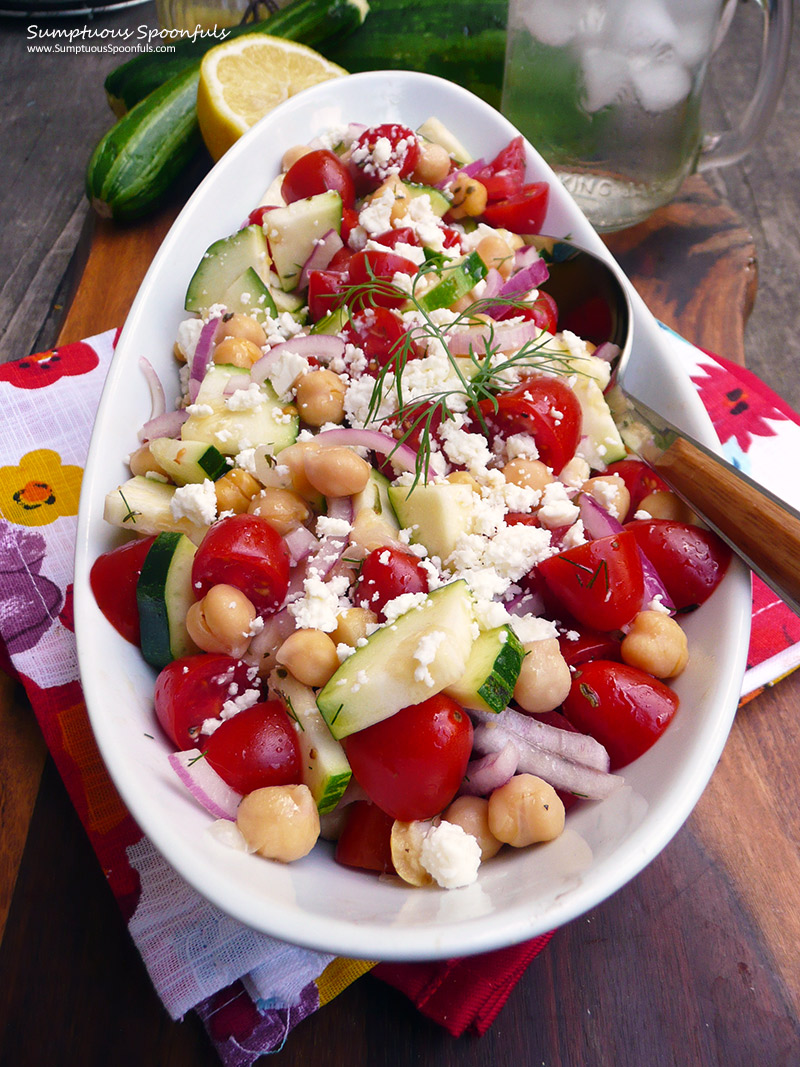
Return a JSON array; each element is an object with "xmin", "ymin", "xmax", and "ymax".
[{"xmin": 535, "ymin": 237, "xmax": 800, "ymax": 616}]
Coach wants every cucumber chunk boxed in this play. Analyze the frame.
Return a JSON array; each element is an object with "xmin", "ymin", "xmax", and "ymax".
[
  {"xmin": 416, "ymin": 251, "xmax": 487, "ymax": 313},
  {"xmin": 263, "ymin": 191, "xmax": 343, "ymax": 292},
  {"xmin": 317, "ymin": 580, "xmax": 476, "ymax": 740},
  {"xmin": 270, "ymin": 670, "xmax": 351, "ymax": 814},
  {"xmin": 444, "ymin": 624, "xmax": 524, "ymax": 714},
  {"xmin": 416, "ymin": 117, "xmax": 472, "ymax": 165},
  {"xmin": 353, "ymin": 468, "xmax": 400, "ymax": 532},
  {"xmin": 220, "ymin": 266, "xmax": 278, "ymax": 321},
  {"xmin": 401, "ymin": 181, "xmax": 451, "ymax": 218},
  {"xmin": 387, "ymin": 481, "xmax": 474, "ymax": 563},
  {"xmin": 571, "ymin": 375, "xmax": 626, "ymax": 469},
  {"xmin": 185, "ymin": 225, "xmax": 271, "ymax": 313},
  {"xmin": 136, "ymin": 531, "xmax": 198, "ymax": 668},
  {"xmin": 103, "ymin": 475, "xmax": 211, "ymax": 542},
  {"xmin": 181, "ymin": 364, "xmax": 299, "ymax": 456},
  {"xmin": 148, "ymin": 437, "xmax": 228, "ymax": 485}
]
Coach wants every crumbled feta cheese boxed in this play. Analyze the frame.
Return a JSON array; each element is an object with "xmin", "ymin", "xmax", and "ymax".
[
  {"xmin": 170, "ymin": 479, "xmax": 218, "ymax": 526},
  {"xmin": 382, "ymin": 591, "xmax": 430, "ymax": 623},
  {"xmin": 226, "ymin": 382, "xmax": 265, "ymax": 411},
  {"xmin": 413, "ymin": 629, "xmax": 446, "ymax": 686},
  {"xmin": 288, "ymin": 572, "xmax": 350, "ymax": 632},
  {"xmin": 420, "ymin": 821, "xmax": 481, "ymax": 889},
  {"xmin": 220, "ymin": 687, "xmax": 261, "ymax": 720},
  {"xmin": 505, "ymin": 433, "xmax": 540, "ymax": 461},
  {"xmin": 316, "ymin": 514, "xmax": 353, "ymax": 539},
  {"xmin": 175, "ymin": 317, "xmax": 205, "ymax": 362},
  {"xmin": 185, "ymin": 402, "xmax": 215, "ymax": 417},
  {"xmin": 235, "ymin": 447, "xmax": 258, "ymax": 476},
  {"xmin": 537, "ymin": 481, "xmax": 580, "ymax": 529},
  {"xmin": 266, "ymin": 349, "xmax": 310, "ymax": 400},
  {"xmin": 511, "ymin": 614, "xmax": 559, "ymax": 643}
]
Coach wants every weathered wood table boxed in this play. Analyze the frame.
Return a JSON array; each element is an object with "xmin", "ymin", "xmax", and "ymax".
[{"xmin": 2, "ymin": 4, "xmax": 800, "ymax": 1063}]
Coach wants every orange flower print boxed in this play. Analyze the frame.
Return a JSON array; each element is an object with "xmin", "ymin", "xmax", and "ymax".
[{"xmin": 0, "ymin": 448, "xmax": 83, "ymax": 526}]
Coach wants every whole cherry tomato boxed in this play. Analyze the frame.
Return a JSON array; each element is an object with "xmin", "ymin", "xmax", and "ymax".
[
  {"xmin": 344, "ymin": 694, "xmax": 473, "ymax": 822},
  {"xmin": 351, "ymin": 123, "xmax": 420, "ymax": 188},
  {"xmin": 347, "ymin": 249, "xmax": 418, "ymax": 309},
  {"xmin": 604, "ymin": 459, "xmax": 669, "ymax": 520},
  {"xmin": 192, "ymin": 514, "xmax": 290, "ymax": 615},
  {"xmin": 204, "ymin": 700, "xmax": 301, "ymax": 794},
  {"xmin": 335, "ymin": 800, "xmax": 396, "ymax": 873},
  {"xmin": 481, "ymin": 181, "xmax": 549, "ymax": 234},
  {"xmin": 90, "ymin": 535, "xmax": 155, "ymax": 644},
  {"xmin": 355, "ymin": 546, "xmax": 429, "ymax": 618},
  {"xmin": 562, "ymin": 659, "xmax": 679, "ymax": 769},
  {"xmin": 281, "ymin": 148, "xmax": 355, "ymax": 209},
  {"xmin": 624, "ymin": 518, "xmax": 731, "ymax": 610},
  {"xmin": 476, "ymin": 375, "xmax": 582, "ymax": 473},
  {"xmin": 537, "ymin": 531, "xmax": 645, "ymax": 632},
  {"xmin": 154, "ymin": 653, "xmax": 258, "ymax": 749}
]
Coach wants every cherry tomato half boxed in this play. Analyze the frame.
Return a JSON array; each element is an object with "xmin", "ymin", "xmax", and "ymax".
[
  {"xmin": 562, "ymin": 659, "xmax": 679, "ymax": 769},
  {"xmin": 344, "ymin": 694, "xmax": 473, "ymax": 822},
  {"xmin": 347, "ymin": 249, "xmax": 418, "ymax": 309},
  {"xmin": 192, "ymin": 514, "xmax": 290, "ymax": 615},
  {"xmin": 204, "ymin": 700, "xmax": 301, "ymax": 794},
  {"xmin": 537, "ymin": 531, "xmax": 645, "ymax": 632},
  {"xmin": 351, "ymin": 123, "xmax": 420, "ymax": 188},
  {"xmin": 281, "ymin": 148, "xmax": 355, "ymax": 209},
  {"xmin": 90, "ymin": 535, "xmax": 155, "ymax": 644},
  {"xmin": 604, "ymin": 459, "xmax": 669, "ymax": 520},
  {"xmin": 624, "ymin": 518, "xmax": 731, "ymax": 611},
  {"xmin": 476, "ymin": 375, "xmax": 582, "ymax": 473},
  {"xmin": 355, "ymin": 546, "xmax": 429, "ymax": 618},
  {"xmin": 342, "ymin": 306, "xmax": 412, "ymax": 368},
  {"xmin": 481, "ymin": 181, "xmax": 550, "ymax": 234},
  {"xmin": 471, "ymin": 136, "xmax": 526, "ymax": 202},
  {"xmin": 558, "ymin": 624, "xmax": 622, "ymax": 667},
  {"xmin": 307, "ymin": 268, "xmax": 349, "ymax": 322},
  {"xmin": 154, "ymin": 653, "xmax": 258, "ymax": 749},
  {"xmin": 335, "ymin": 800, "xmax": 396, "ymax": 874}
]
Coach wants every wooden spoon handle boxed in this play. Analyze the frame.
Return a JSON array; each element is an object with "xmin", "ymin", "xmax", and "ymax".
[{"xmin": 653, "ymin": 435, "xmax": 800, "ymax": 614}]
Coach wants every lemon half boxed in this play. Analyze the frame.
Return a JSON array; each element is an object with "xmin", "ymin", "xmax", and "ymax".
[{"xmin": 197, "ymin": 35, "xmax": 348, "ymax": 162}]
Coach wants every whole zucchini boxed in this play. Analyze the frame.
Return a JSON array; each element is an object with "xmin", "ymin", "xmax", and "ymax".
[
  {"xmin": 106, "ymin": 0, "xmax": 369, "ymax": 114},
  {"xmin": 87, "ymin": 66, "xmax": 202, "ymax": 221},
  {"xmin": 326, "ymin": 0, "xmax": 507, "ymax": 108}
]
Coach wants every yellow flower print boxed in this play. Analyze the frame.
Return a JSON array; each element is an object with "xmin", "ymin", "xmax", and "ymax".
[{"xmin": 0, "ymin": 448, "xmax": 83, "ymax": 526}]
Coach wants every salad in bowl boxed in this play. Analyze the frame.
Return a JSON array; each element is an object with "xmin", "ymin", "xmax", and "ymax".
[{"xmin": 74, "ymin": 71, "xmax": 750, "ymax": 959}]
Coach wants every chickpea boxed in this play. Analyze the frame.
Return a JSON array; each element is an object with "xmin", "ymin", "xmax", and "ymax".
[
  {"xmin": 514, "ymin": 638, "xmax": 572, "ymax": 714},
  {"xmin": 214, "ymin": 312, "xmax": 267, "ymax": 349},
  {"xmin": 446, "ymin": 471, "xmax": 481, "ymax": 492},
  {"xmin": 476, "ymin": 234, "xmax": 515, "ymax": 279},
  {"xmin": 213, "ymin": 336, "xmax": 263, "ymax": 369},
  {"xmin": 215, "ymin": 468, "xmax": 261, "ymax": 514},
  {"xmin": 621, "ymin": 610, "xmax": 689, "ymax": 678},
  {"xmin": 249, "ymin": 486, "xmax": 310, "ymax": 535},
  {"xmin": 368, "ymin": 175, "xmax": 409, "ymax": 224},
  {"xmin": 637, "ymin": 489, "xmax": 696, "ymax": 523},
  {"xmin": 443, "ymin": 796, "xmax": 503, "ymax": 860},
  {"xmin": 128, "ymin": 443, "xmax": 167, "ymax": 479},
  {"xmin": 581, "ymin": 473, "xmax": 631, "ymax": 522},
  {"xmin": 331, "ymin": 606, "xmax": 377, "ymax": 648},
  {"xmin": 488, "ymin": 774, "xmax": 565, "ymax": 847},
  {"xmin": 294, "ymin": 369, "xmax": 346, "ymax": 427},
  {"xmin": 236, "ymin": 784, "xmax": 320, "ymax": 862},
  {"xmin": 412, "ymin": 140, "xmax": 451, "ymax": 185},
  {"xmin": 186, "ymin": 583, "xmax": 256, "ymax": 658},
  {"xmin": 173, "ymin": 340, "xmax": 188, "ymax": 363},
  {"xmin": 272, "ymin": 441, "xmax": 322, "ymax": 501},
  {"xmin": 276, "ymin": 629, "xmax": 340, "ymax": 687},
  {"xmin": 281, "ymin": 144, "xmax": 312, "ymax": 171},
  {"xmin": 448, "ymin": 174, "xmax": 488, "ymax": 219},
  {"xmin": 502, "ymin": 457, "xmax": 553, "ymax": 493},
  {"xmin": 304, "ymin": 446, "xmax": 370, "ymax": 497}
]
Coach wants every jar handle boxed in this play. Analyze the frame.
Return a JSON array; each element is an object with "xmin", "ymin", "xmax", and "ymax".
[{"xmin": 698, "ymin": 0, "xmax": 793, "ymax": 171}]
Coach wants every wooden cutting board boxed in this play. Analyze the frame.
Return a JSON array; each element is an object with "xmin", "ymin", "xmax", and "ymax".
[{"xmin": 56, "ymin": 174, "xmax": 757, "ymax": 366}]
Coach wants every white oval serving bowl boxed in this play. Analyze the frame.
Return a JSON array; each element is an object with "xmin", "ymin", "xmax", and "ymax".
[{"xmin": 74, "ymin": 70, "xmax": 751, "ymax": 960}]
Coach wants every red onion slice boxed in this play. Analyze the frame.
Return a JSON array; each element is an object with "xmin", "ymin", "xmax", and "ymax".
[
  {"xmin": 446, "ymin": 318, "xmax": 541, "ymax": 356},
  {"xmin": 299, "ymin": 229, "xmax": 344, "ymax": 290},
  {"xmin": 190, "ymin": 315, "xmax": 221, "ymax": 392},
  {"xmin": 470, "ymin": 706, "xmax": 610, "ymax": 772},
  {"xmin": 460, "ymin": 742, "xmax": 519, "ymax": 797},
  {"xmin": 168, "ymin": 750, "xmax": 242, "ymax": 820},
  {"xmin": 636, "ymin": 547, "xmax": 676, "ymax": 616},
  {"xmin": 486, "ymin": 258, "xmax": 550, "ymax": 320},
  {"xmin": 250, "ymin": 334, "xmax": 346, "ymax": 384},
  {"xmin": 308, "ymin": 495, "xmax": 354, "ymax": 579},
  {"xmin": 313, "ymin": 428, "xmax": 418, "ymax": 473},
  {"xmin": 592, "ymin": 341, "xmax": 621, "ymax": 362},
  {"xmin": 284, "ymin": 525, "xmax": 319, "ymax": 566},
  {"xmin": 472, "ymin": 722, "xmax": 623, "ymax": 800},
  {"xmin": 578, "ymin": 493, "xmax": 623, "ymax": 539},
  {"xmin": 138, "ymin": 408, "xmax": 188, "ymax": 443},
  {"xmin": 243, "ymin": 607, "xmax": 296, "ymax": 671},
  {"xmin": 139, "ymin": 356, "xmax": 166, "ymax": 421}
]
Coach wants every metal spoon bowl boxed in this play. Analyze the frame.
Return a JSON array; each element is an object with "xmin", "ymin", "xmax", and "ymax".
[{"xmin": 535, "ymin": 236, "xmax": 800, "ymax": 616}]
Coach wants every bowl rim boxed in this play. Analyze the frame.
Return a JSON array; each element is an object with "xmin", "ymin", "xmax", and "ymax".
[{"xmin": 74, "ymin": 69, "xmax": 752, "ymax": 959}]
